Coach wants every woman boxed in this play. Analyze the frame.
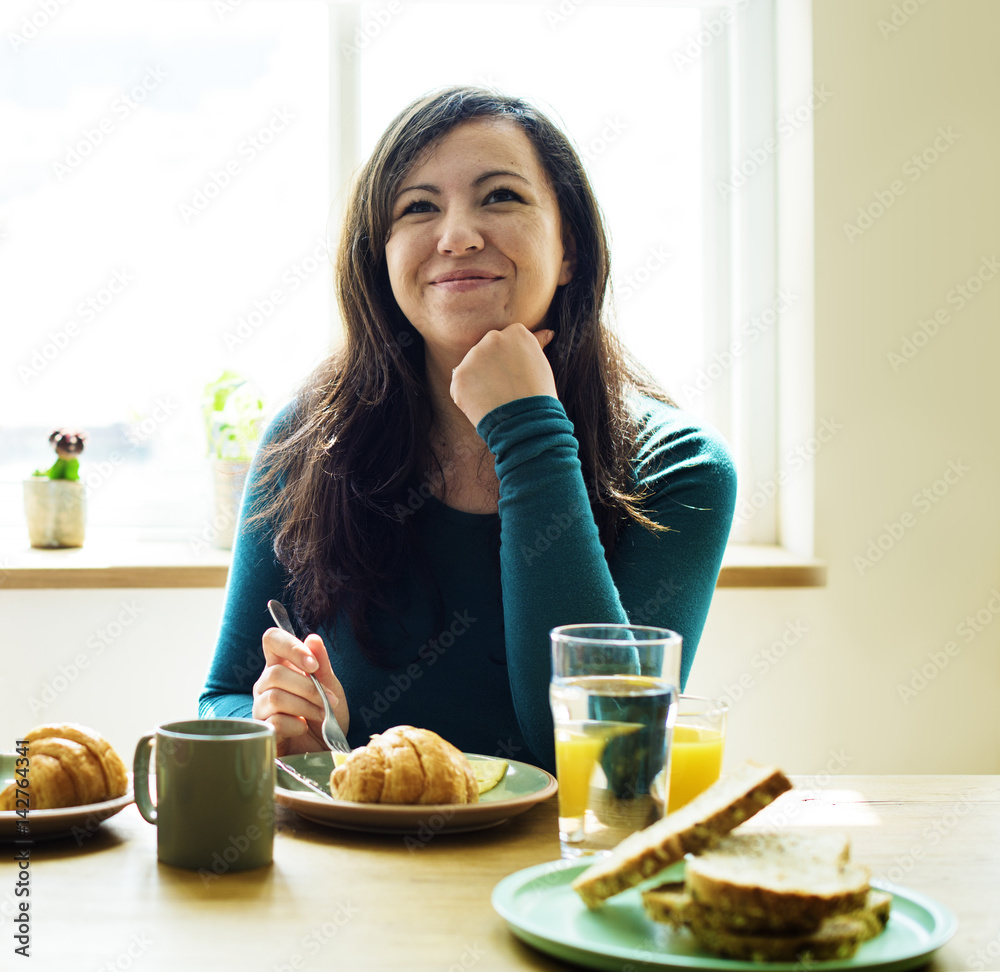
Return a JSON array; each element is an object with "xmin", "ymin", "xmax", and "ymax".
[{"xmin": 199, "ymin": 86, "xmax": 737, "ymax": 772}]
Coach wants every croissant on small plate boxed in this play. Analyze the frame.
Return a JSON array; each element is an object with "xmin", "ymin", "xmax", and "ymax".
[
  {"xmin": 0, "ymin": 723, "xmax": 128, "ymax": 810},
  {"xmin": 330, "ymin": 725, "xmax": 478, "ymax": 805}
]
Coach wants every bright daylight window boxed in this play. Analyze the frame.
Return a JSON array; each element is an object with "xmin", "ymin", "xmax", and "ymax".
[{"xmin": 1, "ymin": 0, "xmax": 779, "ymax": 546}]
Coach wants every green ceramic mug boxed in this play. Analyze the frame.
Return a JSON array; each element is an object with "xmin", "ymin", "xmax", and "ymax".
[{"xmin": 133, "ymin": 719, "xmax": 275, "ymax": 872}]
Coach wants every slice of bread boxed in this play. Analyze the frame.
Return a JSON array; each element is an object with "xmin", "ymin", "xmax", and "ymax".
[
  {"xmin": 701, "ymin": 830, "xmax": 852, "ymax": 869},
  {"xmin": 644, "ymin": 882, "xmax": 892, "ymax": 937},
  {"xmin": 643, "ymin": 886, "xmax": 893, "ymax": 963},
  {"xmin": 855, "ymin": 889, "xmax": 893, "ymax": 937},
  {"xmin": 639, "ymin": 881, "xmax": 689, "ymax": 927},
  {"xmin": 571, "ymin": 761, "xmax": 792, "ymax": 908},
  {"xmin": 685, "ymin": 832, "xmax": 871, "ymax": 930},
  {"xmin": 683, "ymin": 913, "xmax": 870, "ymax": 963}
]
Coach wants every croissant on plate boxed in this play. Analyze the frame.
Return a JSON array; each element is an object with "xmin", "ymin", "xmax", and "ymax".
[
  {"xmin": 0, "ymin": 723, "xmax": 128, "ymax": 810},
  {"xmin": 329, "ymin": 725, "xmax": 478, "ymax": 805}
]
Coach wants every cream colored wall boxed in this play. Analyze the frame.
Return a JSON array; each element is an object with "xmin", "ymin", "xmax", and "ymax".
[
  {"xmin": 688, "ymin": 0, "xmax": 1000, "ymax": 774},
  {"xmin": 1, "ymin": 589, "xmax": 221, "ymax": 762},
  {"xmin": 2, "ymin": 0, "xmax": 997, "ymax": 775}
]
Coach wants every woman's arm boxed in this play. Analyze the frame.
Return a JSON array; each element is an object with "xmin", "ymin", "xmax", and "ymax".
[
  {"xmin": 200, "ymin": 406, "xmax": 353, "ymax": 755},
  {"xmin": 477, "ymin": 395, "xmax": 737, "ymax": 771}
]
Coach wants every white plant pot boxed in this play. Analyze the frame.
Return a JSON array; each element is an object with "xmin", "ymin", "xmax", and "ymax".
[
  {"xmin": 23, "ymin": 478, "xmax": 86, "ymax": 548},
  {"xmin": 212, "ymin": 459, "xmax": 250, "ymax": 550}
]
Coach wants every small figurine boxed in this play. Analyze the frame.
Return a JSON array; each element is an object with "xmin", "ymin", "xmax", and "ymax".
[{"xmin": 34, "ymin": 429, "xmax": 87, "ymax": 481}]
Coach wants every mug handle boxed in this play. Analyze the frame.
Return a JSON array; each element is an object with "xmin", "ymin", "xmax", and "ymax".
[{"xmin": 132, "ymin": 734, "xmax": 157, "ymax": 824}]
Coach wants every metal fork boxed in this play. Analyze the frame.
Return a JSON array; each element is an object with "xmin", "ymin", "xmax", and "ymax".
[{"xmin": 267, "ymin": 599, "xmax": 351, "ymax": 754}]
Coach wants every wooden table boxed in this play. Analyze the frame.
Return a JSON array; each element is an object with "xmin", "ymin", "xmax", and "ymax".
[{"xmin": 12, "ymin": 776, "xmax": 999, "ymax": 971}]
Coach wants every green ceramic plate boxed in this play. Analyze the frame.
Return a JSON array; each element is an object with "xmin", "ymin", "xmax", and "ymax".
[
  {"xmin": 492, "ymin": 861, "xmax": 957, "ymax": 971},
  {"xmin": 0, "ymin": 753, "xmax": 133, "ymax": 842},
  {"xmin": 275, "ymin": 751, "xmax": 557, "ymax": 834}
]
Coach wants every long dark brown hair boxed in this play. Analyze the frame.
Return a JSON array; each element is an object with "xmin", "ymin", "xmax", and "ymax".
[{"xmin": 249, "ymin": 85, "xmax": 672, "ymax": 663}]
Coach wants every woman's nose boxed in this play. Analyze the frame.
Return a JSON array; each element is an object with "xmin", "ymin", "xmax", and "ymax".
[{"xmin": 436, "ymin": 205, "xmax": 484, "ymax": 255}]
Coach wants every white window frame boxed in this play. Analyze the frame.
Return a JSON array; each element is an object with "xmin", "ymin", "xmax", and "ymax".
[
  {"xmin": 773, "ymin": 0, "xmax": 816, "ymax": 557},
  {"xmin": 0, "ymin": 0, "xmax": 813, "ymax": 556}
]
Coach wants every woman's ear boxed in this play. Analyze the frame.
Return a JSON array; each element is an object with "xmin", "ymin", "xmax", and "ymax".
[{"xmin": 558, "ymin": 229, "xmax": 577, "ymax": 286}]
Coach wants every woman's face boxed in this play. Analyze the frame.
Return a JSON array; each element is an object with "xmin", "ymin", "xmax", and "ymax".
[{"xmin": 384, "ymin": 118, "xmax": 574, "ymax": 359}]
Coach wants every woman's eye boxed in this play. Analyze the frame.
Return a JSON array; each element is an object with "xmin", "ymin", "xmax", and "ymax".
[
  {"xmin": 485, "ymin": 187, "xmax": 523, "ymax": 204},
  {"xmin": 399, "ymin": 199, "xmax": 436, "ymax": 216}
]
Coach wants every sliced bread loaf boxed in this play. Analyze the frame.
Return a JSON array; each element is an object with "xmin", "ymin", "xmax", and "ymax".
[
  {"xmin": 572, "ymin": 761, "xmax": 792, "ymax": 908},
  {"xmin": 640, "ymin": 831, "xmax": 851, "ymax": 934},
  {"xmin": 684, "ymin": 831, "xmax": 871, "ymax": 931},
  {"xmin": 643, "ymin": 882, "xmax": 892, "ymax": 938},
  {"xmin": 643, "ymin": 855, "xmax": 891, "ymax": 966}
]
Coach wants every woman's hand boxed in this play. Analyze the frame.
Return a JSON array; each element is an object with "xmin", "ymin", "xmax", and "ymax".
[
  {"xmin": 450, "ymin": 324, "xmax": 557, "ymax": 427},
  {"xmin": 252, "ymin": 627, "xmax": 350, "ymax": 757}
]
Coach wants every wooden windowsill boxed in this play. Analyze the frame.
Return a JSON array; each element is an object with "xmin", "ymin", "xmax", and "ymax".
[
  {"xmin": 0, "ymin": 529, "xmax": 826, "ymax": 590},
  {"xmin": 0, "ymin": 530, "xmax": 231, "ymax": 589},
  {"xmin": 717, "ymin": 543, "xmax": 827, "ymax": 588}
]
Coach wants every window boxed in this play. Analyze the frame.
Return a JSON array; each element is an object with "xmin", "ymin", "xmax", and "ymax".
[
  {"xmin": 0, "ymin": 1, "xmax": 332, "ymax": 535},
  {"xmin": 2, "ymin": 0, "xmax": 794, "ymax": 547}
]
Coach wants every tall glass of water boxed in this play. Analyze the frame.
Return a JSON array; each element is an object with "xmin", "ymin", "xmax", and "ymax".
[{"xmin": 550, "ymin": 624, "xmax": 681, "ymax": 860}]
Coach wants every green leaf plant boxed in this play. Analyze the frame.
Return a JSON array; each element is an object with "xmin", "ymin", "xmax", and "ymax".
[{"xmin": 202, "ymin": 371, "xmax": 266, "ymax": 462}]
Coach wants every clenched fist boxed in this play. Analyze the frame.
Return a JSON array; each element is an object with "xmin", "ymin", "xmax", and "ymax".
[{"xmin": 450, "ymin": 324, "xmax": 557, "ymax": 428}]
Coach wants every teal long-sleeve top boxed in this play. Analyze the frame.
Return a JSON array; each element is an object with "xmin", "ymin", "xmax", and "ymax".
[{"xmin": 199, "ymin": 394, "xmax": 737, "ymax": 773}]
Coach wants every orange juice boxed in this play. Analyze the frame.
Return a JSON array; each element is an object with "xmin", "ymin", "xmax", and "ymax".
[
  {"xmin": 667, "ymin": 724, "xmax": 724, "ymax": 813},
  {"xmin": 554, "ymin": 720, "xmax": 645, "ymax": 817},
  {"xmin": 554, "ymin": 726, "xmax": 608, "ymax": 819}
]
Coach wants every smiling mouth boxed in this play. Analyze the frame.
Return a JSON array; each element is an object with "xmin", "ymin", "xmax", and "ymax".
[
  {"xmin": 432, "ymin": 274, "xmax": 502, "ymax": 284},
  {"xmin": 430, "ymin": 274, "xmax": 503, "ymax": 292}
]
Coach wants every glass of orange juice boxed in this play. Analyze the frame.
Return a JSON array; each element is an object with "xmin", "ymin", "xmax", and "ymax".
[
  {"xmin": 550, "ymin": 624, "xmax": 681, "ymax": 859},
  {"xmin": 665, "ymin": 695, "xmax": 728, "ymax": 814}
]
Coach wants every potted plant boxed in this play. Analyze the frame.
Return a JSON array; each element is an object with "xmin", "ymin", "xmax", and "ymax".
[
  {"xmin": 24, "ymin": 429, "xmax": 88, "ymax": 548},
  {"xmin": 202, "ymin": 371, "xmax": 266, "ymax": 550}
]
